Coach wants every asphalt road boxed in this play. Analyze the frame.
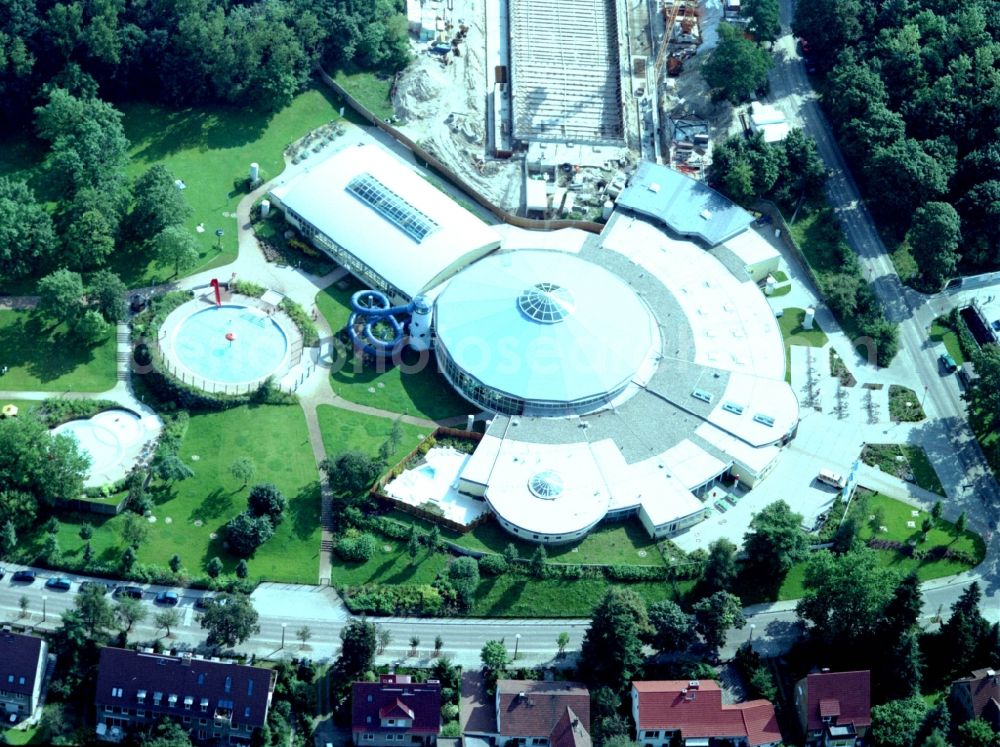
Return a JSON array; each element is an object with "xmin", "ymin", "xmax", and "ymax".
[{"xmin": 767, "ymin": 0, "xmax": 1000, "ymax": 616}]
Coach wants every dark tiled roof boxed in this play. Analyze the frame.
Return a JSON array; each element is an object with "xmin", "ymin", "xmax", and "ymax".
[
  {"xmin": 550, "ymin": 707, "xmax": 592, "ymax": 747},
  {"xmin": 632, "ymin": 681, "xmax": 780, "ymax": 747},
  {"xmin": 95, "ymin": 648, "xmax": 274, "ymax": 729},
  {"xmin": 352, "ymin": 675, "xmax": 441, "ymax": 735},
  {"xmin": 460, "ymin": 671, "xmax": 495, "ymax": 734},
  {"xmin": 802, "ymin": 671, "xmax": 871, "ymax": 732},
  {"xmin": 497, "ymin": 680, "xmax": 591, "ymax": 738},
  {"xmin": 0, "ymin": 632, "xmax": 45, "ymax": 696},
  {"xmin": 953, "ymin": 669, "xmax": 1000, "ymax": 725}
]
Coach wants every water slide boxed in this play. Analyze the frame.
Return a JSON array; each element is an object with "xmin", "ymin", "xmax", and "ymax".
[{"xmin": 348, "ymin": 290, "xmax": 414, "ymax": 356}]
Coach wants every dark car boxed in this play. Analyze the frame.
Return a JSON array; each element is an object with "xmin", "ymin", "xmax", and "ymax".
[
  {"xmin": 12, "ymin": 570, "xmax": 35, "ymax": 584},
  {"xmin": 45, "ymin": 577, "xmax": 72, "ymax": 591},
  {"xmin": 193, "ymin": 595, "xmax": 216, "ymax": 610},
  {"xmin": 115, "ymin": 585, "xmax": 144, "ymax": 599},
  {"xmin": 155, "ymin": 591, "xmax": 179, "ymax": 606},
  {"xmin": 79, "ymin": 580, "xmax": 112, "ymax": 595},
  {"xmin": 939, "ymin": 353, "xmax": 958, "ymax": 373}
]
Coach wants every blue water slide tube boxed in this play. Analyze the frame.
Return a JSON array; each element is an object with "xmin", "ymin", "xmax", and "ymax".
[{"xmin": 348, "ymin": 289, "xmax": 414, "ymax": 356}]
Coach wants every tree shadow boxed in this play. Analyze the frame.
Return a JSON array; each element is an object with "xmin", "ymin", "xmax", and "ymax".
[
  {"xmin": 189, "ymin": 488, "xmax": 236, "ymax": 523},
  {"xmin": 0, "ymin": 313, "xmax": 99, "ymax": 383},
  {"xmin": 482, "ymin": 579, "xmax": 525, "ymax": 616},
  {"xmin": 288, "ymin": 482, "xmax": 322, "ymax": 541}
]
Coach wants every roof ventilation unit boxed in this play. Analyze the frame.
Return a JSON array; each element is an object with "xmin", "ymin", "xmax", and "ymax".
[
  {"xmin": 753, "ymin": 413, "xmax": 775, "ymax": 427},
  {"xmin": 722, "ymin": 402, "xmax": 744, "ymax": 415},
  {"xmin": 691, "ymin": 389, "xmax": 713, "ymax": 404}
]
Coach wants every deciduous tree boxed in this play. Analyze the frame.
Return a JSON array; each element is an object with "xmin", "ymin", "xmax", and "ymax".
[
  {"xmin": 338, "ymin": 618, "xmax": 378, "ymax": 677},
  {"xmin": 645, "ymin": 599, "xmax": 695, "ymax": 653},
  {"xmin": 447, "ymin": 556, "xmax": 480, "ymax": 610},
  {"xmin": 702, "ymin": 23, "xmax": 774, "ymax": 103},
  {"xmin": 693, "ymin": 591, "xmax": 745, "ymax": 654},
  {"xmin": 908, "ymin": 202, "xmax": 961, "ymax": 289},
  {"xmin": 200, "ymin": 593, "xmax": 259, "ymax": 647},
  {"xmin": 152, "ymin": 225, "xmax": 200, "ymax": 276},
  {"xmin": 579, "ymin": 588, "xmax": 649, "ymax": 693},
  {"xmin": 0, "ymin": 177, "xmax": 56, "ymax": 280}
]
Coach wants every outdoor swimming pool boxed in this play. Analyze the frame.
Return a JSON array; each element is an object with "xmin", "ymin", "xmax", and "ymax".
[
  {"xmin": 171, "ymin": 304, "xmax": 290, "ymax": 386},
  {"xmin": 52, "ymin": 409, "xmax": 147, "ymax": 487}
]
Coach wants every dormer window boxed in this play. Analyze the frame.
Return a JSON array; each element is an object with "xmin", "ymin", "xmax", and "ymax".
[
  {"xmin": 111, "ymin": 687, "xmax": 124, "ymax": 698},
  {"xmin": 224, "ymin": 676, "xmax": 232, "ymax": 693},
  {"xmin": 247, "ymin": 680, "xmax": 254, "ymax": 696},
  {"xmin": 153, "ymin": 692, "xmax": 163, "ymax": 706},
  {"xmin": 201, "ymin": 698, "xmax": 209, "ymax": 712},
  {"xmin": 137, "ymin": 691, "xmax": 146, "ymax": 703},
  {"xmin": 184, "ymin": 696, "xmax": 194, "ymax": 710}
]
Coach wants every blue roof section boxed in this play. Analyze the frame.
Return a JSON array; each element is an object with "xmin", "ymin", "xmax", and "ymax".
[{"xmin": 616, "ymin": 162, "xmax": 754, "ymax": 246}]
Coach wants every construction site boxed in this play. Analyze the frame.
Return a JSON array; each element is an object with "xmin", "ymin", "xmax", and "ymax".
[{"xmin": 396, "ymin": 0, "xmax": 735, "ymax": 220}]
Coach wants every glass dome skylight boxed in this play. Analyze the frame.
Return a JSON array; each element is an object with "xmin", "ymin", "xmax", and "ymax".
[
  {"xmin": 517, "ymin": 283, "xmax": 575, "ymax": 323},
  {"xmin": 528, "ymin": 470, "xmax": 564, "ymax": 499}
]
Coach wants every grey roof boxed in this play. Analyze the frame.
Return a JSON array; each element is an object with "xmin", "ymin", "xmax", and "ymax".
[{"xmin": 616, "ymin": 162, "xmax": 754, "ymax": 246}]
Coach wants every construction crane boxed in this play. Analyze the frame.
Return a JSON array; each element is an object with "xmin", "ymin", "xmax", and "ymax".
[{"xmin": 651, "ymin": 0, "xmax": 681, "ymax": 87}]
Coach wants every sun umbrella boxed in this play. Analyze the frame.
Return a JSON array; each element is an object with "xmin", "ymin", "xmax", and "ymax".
[{"xmin": 2, "ymin": 404, "xmax": 18, "ymax": 418}]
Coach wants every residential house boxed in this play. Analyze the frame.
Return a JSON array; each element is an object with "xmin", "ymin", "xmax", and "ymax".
[
  {"xmin": 94, "ymin": 647, "xmax": 276, "ymax": 745},
  {"xmin": 489, "ymin": 680, "xmax": 591, "ymax": 747},
  {"xmin": 793, "ymin": 670, "xmax": 871, "ymax": 747},
  {"xmin": 352, "ymin": 674, "xmax": 441, "ymax": 747},
  {"xmin": 0, "ymin": 631, "xmax": 49, "ymax": 724},
  {"xmin": 631, "ymin": 680, "xmax": 781, "ymax": 747},
  {"xmin": 950, "ymin": 668, "xmax": 1000, "ymax": 730}
]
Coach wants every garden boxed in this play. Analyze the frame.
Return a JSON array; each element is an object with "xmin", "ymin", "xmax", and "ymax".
[
  {"xmin": 860, "ymin": 444, "xmax": 944, "ymax": 495},
  {"xmin": 316, "ymin": 285, "xmax": 472, "ymax": 421},
  {"xmin": 778, "ymin": 307, "xmax": 828, "ymax": 382}
]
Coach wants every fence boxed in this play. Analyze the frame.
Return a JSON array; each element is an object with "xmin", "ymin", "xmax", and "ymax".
[
  {"xmin": 152, "ymin": 297, "xmax": 310, "ymax": 395},
  {"xmin": 317, "ymin": 67, "xmax": 605, "ymax": 233},
  {"xmin": 59, "ymin": 495, "xmax": 129, "ymax": 516}
]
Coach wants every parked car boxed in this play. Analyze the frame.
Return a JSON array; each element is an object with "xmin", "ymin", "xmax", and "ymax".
[
  {"xmin": 11, "ymin": 570, "xmax": 35, "ymax": 584},
  {"xmin": 114, "ymin": 585, "xmax": 144, "ymax": 599},
  {"xmin": 79, "ymin": 580, "xmax": 112, "ymax": 595},
  {"xmin": 193, "ymin": 595, "xmax": 215, "ymax": 610},
  {"xmin": 155, "ymin": 591, "xmax": 179, "ymax": 606},
  {"xmin": 991, "ymin": 319, "xmax": 1000, "ymax": 331},
  {"xmin": 44, "ymin": 577, "xmax": 72, "ymax": 591},
  {"xmin": 817, "ymin": 468, "xmax": 847, "ymax": 489},
  {"xmin": 939, "ymin": 353, "xmax": 958, "ymax": 373}
]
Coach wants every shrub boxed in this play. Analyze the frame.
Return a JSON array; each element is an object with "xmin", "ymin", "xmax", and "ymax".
[
  {"xmin": 231, "ymin": 280, "xmax": 266, "ymax": 298},
  {"xmin": 603, "ymin": 564, "xmax": 669, "ymax": 582},
  {"xmin": 345, "ymin": 584, "xmax": 444, "ymax": 615},
  {"xmin": 247, "ymin": 483, "xmax": 287, "ymax": 524},
  {"xmin": 279, "ymin": 297, "xmax": 319, "ymax": 346},
  {"xmin": 336, "ymin": 532, "xmax": 379, "ymax": 562},
  {"xmin": 478, "ymin": 554, "xmax": 508, "ymax": 576}
]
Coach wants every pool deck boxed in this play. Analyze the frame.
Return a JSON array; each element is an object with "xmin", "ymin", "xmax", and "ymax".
[
  {"xmin": 52, "ymin": 408, "xmax": 162, "ymax": 489},
  {"xmin": 383, "ymin": 447, "xmax": 489, "ymax": 527}
]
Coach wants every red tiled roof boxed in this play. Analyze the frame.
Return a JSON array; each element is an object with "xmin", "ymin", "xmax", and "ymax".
[
  {"xmin": 632, "ymin": 681, "xmax": 780, "ymax": 747},
  {"xmin": 381, "ymin": 699, "xmax": 416, "ymax": 720},
  {"xmin": 0, "ymin": 633, "xmax": 45, "ymax": 697},
  {"xmin": 819, "ymin": 699, "xmax": 841, "ymax": 718},
  {"xmin": 550, "ymin": 707, "xmax": 593, "ymax": 747},
  {"xmin": 352, "ymin": 677, "xmax": 441, "ymax": 735},
  {"xmin": 804, "ymin": 672, "xmax": 870, "ymax": 732},
  {"xmin": 497, "ymin": 680, "xmax": 591, "ymax": 738}
]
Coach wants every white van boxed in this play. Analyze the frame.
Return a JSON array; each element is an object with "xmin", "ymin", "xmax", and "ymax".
[{"xmin": 817, "ymin": 468, "xmax": 846, "ymax": 489}]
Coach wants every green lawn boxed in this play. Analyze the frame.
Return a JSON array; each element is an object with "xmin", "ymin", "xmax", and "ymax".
[
  {"xmin": 317, "ymin": 284, "xmax": 472, "ymax": 421},
  {"xmin": 779, "ymin": 307, "xmax": 828, "ymax": 381},
  {"xmin": 315, "ymin": 403, "xmax": 430, "ymax": 460},
  {"xmin": 0, "ymin": 311, "xmax": 116, "ymax": 392},
  {"xmin": 930, "ymin": 318, "xmax": 965, "ymax": 364},
  {"xmin": 333, "ymin": 69, "xmax": 394, "ymax": 121},
  {"xmin": 773, "ymin": 493, "xmax": 984, "ymax": 600},
  {"xmin": 890, "ymin": 239, "xmax": 919, "ymax": 285},
  {"xmin": 118, "ymin": 85, "xmax": 343, "ymax": 286},
  {"xmin": 42, "ymin": 405, "xmax": 323, "ymax": 583},
  {"xmin": 3, "ymin": 722, "xmax": 42, "ymax": 745}
]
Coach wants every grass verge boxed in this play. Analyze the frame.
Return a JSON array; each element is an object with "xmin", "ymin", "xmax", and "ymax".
[
  {"xmin": 930, "ymin": 317, "xmax": 965, "ymax": 365},
  {"xmin": 333, "ymin": 69, "xmax": 394, "ymax": 121},
  {"xmin": 779, "ymin": 307, "xmax": 828, "ymax": 382},
  {"xmin": 860, "ymin": 444, "xmax": 945, "ymax": 495}
]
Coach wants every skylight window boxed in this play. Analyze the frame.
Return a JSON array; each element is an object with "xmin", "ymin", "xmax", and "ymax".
[{"xmin": 346, "ymin": 173, "xmax": 439, "ymax": 243}]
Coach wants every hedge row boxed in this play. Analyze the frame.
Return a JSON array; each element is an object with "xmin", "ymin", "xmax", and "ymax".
[
  {"xmin": 866, "ymin": 538, "xmax": 978, "ymax": 565},
  {"xmin": 948, "ymin": 308, "xmax": 980, "ymax": 362},
  {"xmin": 140, "ymin": 370, "xmax": 295, "ymax": 412},
  {"xmin": 279, "ymin": 297, "xmax": 319, "ymax": 347},
  {"xmin": 35, "ymin": 398, "xmax": 124, "ymax": 427}
]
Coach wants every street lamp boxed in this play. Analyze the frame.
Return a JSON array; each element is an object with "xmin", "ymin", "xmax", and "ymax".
[
  {"xmin": 513, "ymin": 634, "xmax": 521, "ymax": 661},
  {"xmin": 280, "ymin": 623, "xmax": 287, "ymax": 649},
  {"xmin": 42, "ymin": 595, "xmax": 48, "ymax": 624},
  {"xmin": 215, "ymin": 228, "xmax": 225, "ymax": 250}
]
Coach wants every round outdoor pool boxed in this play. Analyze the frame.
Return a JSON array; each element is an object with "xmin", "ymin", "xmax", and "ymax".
[
  {"xmin": 52, "ymin": 409, "xmax": 144, "ymax": 485},
  {"xmin": 170, "ymin": 304, "xmax": 290, "ymax": 387}
]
